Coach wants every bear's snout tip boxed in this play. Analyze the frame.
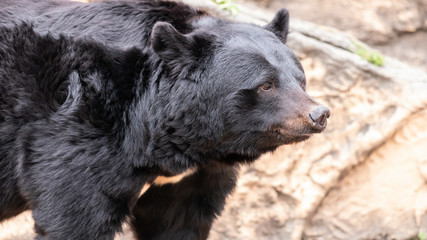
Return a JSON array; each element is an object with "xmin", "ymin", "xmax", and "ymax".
[{"xmin": 308, "ymin": 106, "xmax": 330, "ymax": 131}]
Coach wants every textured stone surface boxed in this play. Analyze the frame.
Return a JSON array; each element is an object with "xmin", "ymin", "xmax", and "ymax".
[
  {"xmin": 238, "ymin": 0, "xmax": 427, "ymax": 44},
  {"xmin": 304, "ymin": 109, "xmax": 427, "ymax": 240},
  {"xmin": 237, "ymin": 0, "xmax": 427, "ymax": 72},
  {"xmin": 185, "ymin": 1, "xmax": 427, "ymax": 239}
]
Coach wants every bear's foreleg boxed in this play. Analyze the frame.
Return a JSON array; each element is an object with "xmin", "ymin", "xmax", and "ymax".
[{"xmin": 131, "ymin": 161, "xmax": 239, "ymax": 240}]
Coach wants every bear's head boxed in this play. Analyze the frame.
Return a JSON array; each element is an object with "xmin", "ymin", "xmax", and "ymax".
[{"xmin": 149, "ymin": 9, "xmax": 329, "ymax": 166}]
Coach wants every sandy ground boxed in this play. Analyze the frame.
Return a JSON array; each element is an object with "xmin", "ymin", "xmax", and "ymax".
[{"xmin": 0, "ymin": 211, "xmax": 134, "ymax": 240}]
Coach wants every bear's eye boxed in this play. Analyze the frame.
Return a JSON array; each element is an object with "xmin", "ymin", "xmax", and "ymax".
[{"xmin": 259, "ymin": 82, "xmax": 273, "ymax": 91}]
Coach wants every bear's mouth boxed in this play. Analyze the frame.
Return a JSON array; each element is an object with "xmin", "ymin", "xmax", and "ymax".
[
  {"xmin": 272, "ymin": 127, "xmax": 316, "ymax": 137},
  {"xmin": 268, "ymin": 128, "xmax": 316, "ymax": 144}
]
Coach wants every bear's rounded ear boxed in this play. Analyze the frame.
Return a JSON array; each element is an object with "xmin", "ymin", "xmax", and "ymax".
[
  {"xmin": 264, "ymin": 8, "xmax": 290, "ymax": 43},
  {"xmin": 151, "ymin": 21, "xmax": 194, "ymax": 63}
]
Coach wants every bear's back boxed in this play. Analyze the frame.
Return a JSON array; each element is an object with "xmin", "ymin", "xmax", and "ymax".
[
  {"xmin": 0, "ymin": 25, "xmax": 75, "ymax": 127},
  {"xmin": 0, "ymin": 0, "xmax": 206, "ymax": 49}
]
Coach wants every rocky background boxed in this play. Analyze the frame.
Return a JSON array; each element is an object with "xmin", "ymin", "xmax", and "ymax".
[
  {"xmin": 200, "ymin": 0, "xmax": 427, "ymax": 239},
  {"xmin": 239, "ymin": 0, "xmax": 427, "ymax": 73},
  {"xmin": 1, "ymin": 0, "xmax": 427, "ymax": 240}
]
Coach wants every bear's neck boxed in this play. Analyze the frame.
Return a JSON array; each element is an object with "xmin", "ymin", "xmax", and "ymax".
[{"xmin": 119, "ymin": 64, "xmax": 207, "ymax": 176}]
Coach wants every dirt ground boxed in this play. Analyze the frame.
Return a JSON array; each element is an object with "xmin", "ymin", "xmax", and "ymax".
[{"xmin": 0, "ymin": 211, "xmax": 134, "ymax": 240}]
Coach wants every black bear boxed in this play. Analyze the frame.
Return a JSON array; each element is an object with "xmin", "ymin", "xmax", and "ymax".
[{"xmin": 0, "ymin": 0, "xmax": 330, "ymax": 239}]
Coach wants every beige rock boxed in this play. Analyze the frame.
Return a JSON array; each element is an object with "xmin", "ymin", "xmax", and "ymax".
[
  {"xmin": 0, "ymin": 212, "xmax": 34, "ymax": 240},
  {"xmin": 236, "ymin": 0, "xmax": 427, "ymax": 72},
  {"xmin": 184, "ymin": 1, "xmax": 427, "ymax": 240},
  {"xmin": 239, "ymin": 0, "xmax": 427, "ymax": 44},
  {"xmin": 304, "ymin": 109, "xmax": 427, "ymax": 240}
]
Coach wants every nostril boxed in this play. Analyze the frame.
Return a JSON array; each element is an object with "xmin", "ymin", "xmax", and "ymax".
[{"xmin": 308, "ymin": 106, "xmax": 330, "ymax": 130}]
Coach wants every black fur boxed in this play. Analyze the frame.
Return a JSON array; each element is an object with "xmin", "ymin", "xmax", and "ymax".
[
  {"xmin": 0, "ymin": 1, "xmax": 328, "ymax": 239},
  {"xmin": 132, "ymin": 161, "xmax": 238, "ymax": 240}
]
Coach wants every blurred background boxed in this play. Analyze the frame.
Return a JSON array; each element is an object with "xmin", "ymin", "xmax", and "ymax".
[
  {"xmin": 1, "ymin": 0, "xmax": 426, "ymax": 240},
  {"xmin": 237, "ymin": 0, "xmax": 427, "ymax": 72}
]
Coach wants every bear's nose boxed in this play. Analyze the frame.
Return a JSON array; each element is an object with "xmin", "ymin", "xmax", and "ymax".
[{"xmin": 308, "ymin": 106, "xmax": 330, "ymax": 131}]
